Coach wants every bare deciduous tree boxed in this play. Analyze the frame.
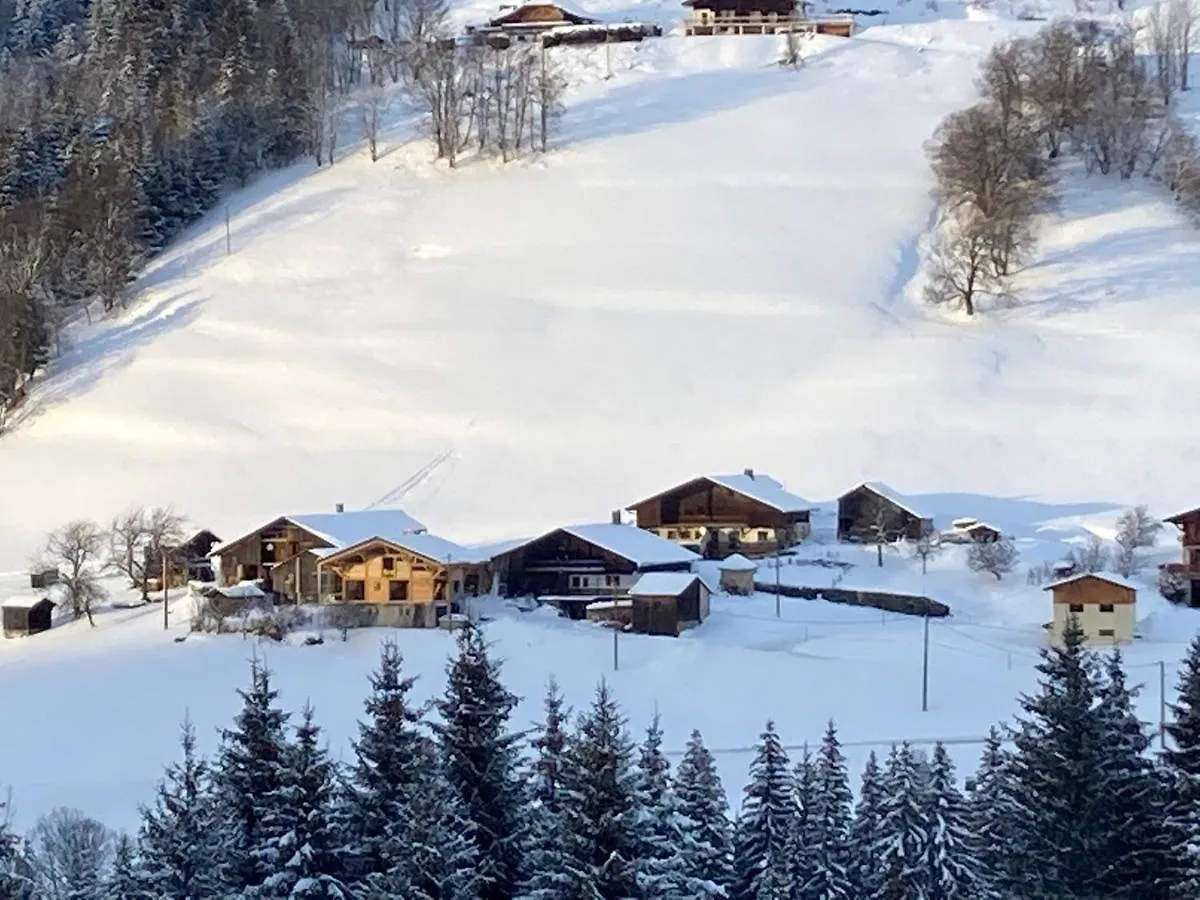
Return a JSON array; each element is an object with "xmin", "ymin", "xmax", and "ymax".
[
  {"xmin": 1114, "ymin": 505, "xmax": 1161, "ymax": 576},
  {"xmin": 924, "ymin": 213, "xmax": 1005, "ymax": 316},
  {"xmin": 780, "ymin": 29, "xmax": 806, "ymax": 69},
  {"xmin": 108, "ymin": 508, "xmax": 150, "ymax": 594},
  {"xmin": 411, "ymin": 41, "xmax": 477, "ymax": 166},
  {"xmin": 967, "ymin": 536, "xmax": 1019, "ymax": 580},
  {"xmin": 45, "ymin": 520, "xmax": 107, "ymax": 626},
  {"xmin": 910, "ymin": 532, "xmax": 943, "ymax": 575},
  {"xmin": 1069, "ymin": 533, "xmax": 1109, "ymax": 574},
  {"xmin": 360, "ymin": 42, "xmax": 393, "ymax": 161},
  {"xmin": 27, "ymin": 807, "xmax": 114, "ymax": 900}
]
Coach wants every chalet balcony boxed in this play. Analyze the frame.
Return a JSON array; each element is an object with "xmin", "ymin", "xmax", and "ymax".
[{"xmin": 683, "ymin": 14, "xmax": 854, "ymax": 37}]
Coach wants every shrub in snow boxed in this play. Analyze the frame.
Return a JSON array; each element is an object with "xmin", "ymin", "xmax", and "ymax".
[{"xmin": 967, "ymin": 537, "xmax": 1019, "ymax": 580}]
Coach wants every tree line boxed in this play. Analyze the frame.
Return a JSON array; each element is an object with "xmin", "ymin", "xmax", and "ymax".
[
  {"xmin": 0, "ymin": 0, "xmax": 569, "ymax": 435},
  {"xmin": 5, "ymin": 620, "xmax": 1200, "ymax": 897},
  {"xmin": 924, "ymin": 12, "xmax": 1200, "ymax": 316}
]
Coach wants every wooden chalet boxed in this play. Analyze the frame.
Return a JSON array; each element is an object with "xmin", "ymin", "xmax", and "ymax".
[
  {"xmin": 626, "ymin": 469, "xmax": 812, "ymax": 559},
  {"xmin": 1045, "ymin": 572, "xmax": 1136, "ymax": 646},
  {"xmin": 2, "ymin": 596, "xmax": 54, "ymax": 638},
  {"xmin": 147, "ymin": 529, "xmax": 221, "ymax": 588},
  {"xmin": 626, "ymin": 572, "xmax": 712, "ymax": 635},
  {"xmin": 465, "ymin": 1, "xmax": 660, "ymax": 47},
  {"xmin": 208, "ymin": 507, "xmax": 427, "ymax": 599},
  {"xmin": 837, "ymin": 482, "xmax": 934, "ymax": 543},
  {"xmin": 468, "ymin": 1, "xmax": 597, "ymax": 38},
  {"xmin": 682, "ymin": 0, "xmax": 854, "ymax": 36},
  {"xmin": 311, "ymin": 534, "xmax": 491, "ymax": 628},
  {"xmin": 490, "ymin": 521, "xmax": 699, "ymax": 619},
  {"xmin": 1165, "ymin": 506, "xmax": 1200, "ymax": 606}
]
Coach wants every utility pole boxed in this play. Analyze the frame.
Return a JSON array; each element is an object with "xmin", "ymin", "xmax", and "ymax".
[
  {"xmin": 162, "ymin": 548, "xmax": 171, "ymax": 632},
  {"xmin": 539, "ymin": 38, "xmax": 548, "ymax": 153},
  {"xmin": 1160, "ymin": 660, "xmax": 1168, "ymax": 749},
  {"xmin": 613, "ymin": 627, "xmax": 619, "ymax": 672},
  {"xmin": 605, "ymin": 29, "xmax": 612, "ymax": 79},
  {"xmin": 775, "ymin": 549, "xmax": 781, "ymax": 619},
  {"xmin": 921, "ymin": 613, "xmax": 930, "ymax": 712}
]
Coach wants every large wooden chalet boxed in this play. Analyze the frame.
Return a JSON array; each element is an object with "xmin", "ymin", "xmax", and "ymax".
[
  {"xmin": 490, "ymin": 520, "xmax": 699, "ymax": 618},
  {"xmin": 626, "ymin": 469, "xmax": 812, "ymax": 559},
  {"xmin": 837, "ymin": 482, "xmax": 934, "ymax": 543},
  {"xmin": 682, "ymin": 0, "xmax": 854, "ymax": 36},
  {"xmin": 1165, "ymin": 506, "xmax": 1200, "ymax": 606},
  {"xmin": 468, "ymin": 1, "xmax": 597, "ymax": 38},
  {"xmin": 208, "ymin": 507, "xmax": 427, "ymax": 600}
]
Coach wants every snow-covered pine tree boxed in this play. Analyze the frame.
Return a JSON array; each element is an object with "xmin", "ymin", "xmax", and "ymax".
[
  {"xmin": 0, "ymin": 797, "xmax": 32, "ymax": 900},
  {"xmin": 211, "ymin": 659, "xmax": 291, "ymax": 893},
  {"xmin": 872, "ymin": 742, "xmax": 928, "ymax": 900},
  {"xmin": 732, "ymin": 722, "xmax": 795, "ymax": 900},
  {"xmin": 848, "ymin": 752, "xmax": 885, "ymax": 899},
  {"xmin": 260, "ymin": 704, "xmax": 350, "ymax": 898},
  {"xmin": 136, "ymin": 719, "xmax": 221, "ymax": 899},
  {"xmin": 923, "ymin": 743, "xmax": 984, "ymax": 900},
  {"xmin": 674, "ymin": 729, "xmax": 735, "ymax": 896},
  {"xmin": 342, "ymin": 640, "xmax": 430, "ymax": 886},
  {"xmin": 517, "ymin": 678, "xmax": 576, "ymax": 899},
  {"xmin": 1165, "ymin": 635, "xmax": 1200, "ymax": 894},
  {"xmin": 1091, "ymin": 650, "xmax": 1171, "ymax": 899},
  {"xmin": 633, "ymin": 715, "xmax": 703, "ymax": 899},
  {"xmin": 797, "ymin": 721, "xmax": 855, "ymax": 900},
  {"xmin": 963, "ymin": 727, "xmax": 1013, "ymax": 896},
  {"xmin": 786, "ymin": 747, "xmax": 819, "ymax": 895},
  {"xmin": 103, "ymin": 834, "xmax": 149, "ymax": 900},
  {"xmin": 1001, "ymin": 615, "xmax": 1108, "ymax": 898},
  {"xmin": 557, "ymin": 680, "xmax": 642, "ymax": 900},
  {"xmin": 433, "ymin": 624, "xmax": 526, "ymax": 900}
]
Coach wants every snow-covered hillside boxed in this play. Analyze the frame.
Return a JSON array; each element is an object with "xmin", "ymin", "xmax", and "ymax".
[{"xmin": 2, "ymin": 0, "xmax": 1199, "ymax": 836}]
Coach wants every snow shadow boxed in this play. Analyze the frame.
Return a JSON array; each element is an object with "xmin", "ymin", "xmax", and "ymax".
[{"xmin": 900, "ymin": 491, "xmax": 1122, "ymax": 537}]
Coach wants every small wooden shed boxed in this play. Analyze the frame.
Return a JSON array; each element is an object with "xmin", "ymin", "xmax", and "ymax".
[
  {"xmin": 627, "ymin": 572, "xmax": 711, "ymax": 636},
  {"xmin": 2, "ymin": 596, "xmax": 55, "ymax": 638},
  {"xmin": 718, "ymin": 553, "xmax": 757, "ymax": 594}
]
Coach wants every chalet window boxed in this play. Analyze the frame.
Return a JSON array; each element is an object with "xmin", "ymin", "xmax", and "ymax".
[
  {"xmin": 1098, "ymin": 628, "xmax": 1115, "ymax": 637},
  {"xmin": 757, "ymin": 531, "xmax": 769, "ymax": 542},
  {"xmin": 571, "ymin": 576, "xmax": 582, "ymax": 589},
  {"xmin": 345, "ymin": 580, "xmax": 366, "ymax": 602},
  {"xmin": 261, "ymin": 542, "xmax": 278, "ymax": 564},
  {"xmin": 667, "ymin": 530, "xmax": 678, "ymax": 540},
  {"xmin": 1069, "ymin": 603, "xmax": 1084, "ymax": 613},
  {"xmin": 452, "ymin": 580, "xmax": 461, "ymax": 595},
  {"xmin": 1099, "ymin": 603, "xmax": 1115, "ymax": 613},
  {"xmin": 389, "ymin": 580, "xmax": 408, "ymax": 602},
  {"xmin": 382, "ymin": 556, "xmax": 396, "ymax": 573}
]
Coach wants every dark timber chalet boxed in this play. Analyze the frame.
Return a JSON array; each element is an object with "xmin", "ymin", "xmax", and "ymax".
[
  {"xmin": 626, "ymin": 469, "xmax": 812, "ymax": 559},
  {"xmin": 682, "ymin": 0, "xmax": 855, "ymax": 36},
  {"xmin": 837, "ymin": 482, "xmax": 934, "ymax": 543},
  {"xmin": 490, "ymin": 521, "xmax": 699, "ymax": 618},
  {"xmin": 1165, "ymin": 506, "xmax": 1200, "ymax": 606}
]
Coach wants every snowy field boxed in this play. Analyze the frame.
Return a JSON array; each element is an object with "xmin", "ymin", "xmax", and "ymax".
[{"xmin": 2, "ymin": 0, "xmax": 1200, "ymax": 834}]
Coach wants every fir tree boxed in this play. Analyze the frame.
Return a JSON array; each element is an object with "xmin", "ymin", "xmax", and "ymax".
[
  {"xmin": 0, "ymin": 801, "xmax": 31, "ymax": 900},
  {"xmin": 1001, "ymin": 616, "xmax": 1108, "ymax": 898},
  {"xmin": 342, "ymin": 640, "xmax": 429, "ymax": 885},
  {"xmin": 633, "ymin": 716, "xmax": 697, "ymax": 899},
  {"xmin": 1165, "ymin": 635, "xmax": 1200, "ymax": 894},
  {"xmin": 402, "ymin": 766, "xmax": 480, "ymax": 900},
  {"xmin": 518, "ymin": 679, "xmax": 577, "ymax": 899},
  {"xmin": 557, "ymin": 680, "xmax": 642, "ymax": 900},
  {"xmin": 732, "ymin": 722, "xmax": 794, "ymax": 900},
  {"xmin": 793, "ymin": 722, "xmax": 854, "ymax": 899},
  {"xmin": 786, "ymin": 748, "xmax": 819, "ymax": 895},
  {"xmin": 873, "ymin": 743, "xmax": 928, "ymax": 900},
  {"xmin": 212, "ymin": 659, "xmax": 291, "ymax": 893},
  {"xmin": 848, "ymin": 752, "xmax": 886, "ymax": 899},
  {"xmin": 260, "ymin": 705, "xmax": 350, "ymax": 898},
  {"xmin": 136, "ymin": 719, "xmax": 220, "ymax": 899},
  {"xmin": 103, "ymin": 834, "xmax": 149, "ymax": 900},
  {"xmin": 964, "ymin": 728, "xmax": 1012, "ymax": 896},
  {"xmin": 923, "ymin": 743, "xmax": 982, "ymax": 900},
  {"xmin": 674, "ymin": 730, "xmax": 735, "ymax": 896},
  {"xmin": 433, "ymin": 625, "xmax": 526, "ymax": 900}
]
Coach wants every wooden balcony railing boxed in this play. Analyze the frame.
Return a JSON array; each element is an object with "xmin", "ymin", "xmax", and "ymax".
[{"xmin": 684, "ymin": 14, "xmax": 855, "ymax": 37}]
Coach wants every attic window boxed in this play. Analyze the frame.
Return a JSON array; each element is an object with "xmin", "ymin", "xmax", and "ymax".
[
  {"xmin": 1069, "ymin": 603, "xmax": 1084, "ymax": 613},
  {"xmin": 1099, "ymin": 603, "xmax": 1114, "ymax": 613},
  {"xmin": 382, "ymin": 556, "xmax": 396, "ymax": 572}
]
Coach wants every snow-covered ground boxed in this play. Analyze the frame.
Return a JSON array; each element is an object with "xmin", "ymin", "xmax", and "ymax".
[{"xmin": 1, "ymin": 0, "xmax": 1199, "ymax": 835}]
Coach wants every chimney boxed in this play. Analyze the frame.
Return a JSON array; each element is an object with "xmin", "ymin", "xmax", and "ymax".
[
  {"xmin": 335, "ymin": 502, "xmax": 345, "ymax": 514},
  {"xmin": 611, "ymin": 509, "xmax": 622, "ymax": 525},
  {"xmin": 744, "ymin": 468, "xmax": 755, "ymax": 479}
]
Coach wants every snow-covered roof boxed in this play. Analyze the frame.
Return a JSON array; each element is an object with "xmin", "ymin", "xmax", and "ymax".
[
  {"xmin": 628, "ymin": 572, "xmax": 706, "ymax": 597},
  {"xmin": 210, "ymin": 508, "xmax": 427, "ymax": 557},
  {"xmin": 718, "ymin": 553, "xmax": 757, "ymax": 572},
  {"xmin": 218, "ymin": 582, "xmax": 267, "ymax": 599},
  {"xmin": 1, "ymin": 595, "xmax": 52, "ymax": 610},
  {"xmin": 850, "ymin": 482, "xmax": 932, "ymax": 520},
  {"xmin": 586, "ymin": 599, "xmax": 633, "ymax": 611},
  {"xmin": 559, "ymin": 524, "xmax": 701, "ymax": 567},
  {"xmin": 1043, "ymin": 572, "xmax": 1139, "ymax": 593},
  {"xmin": 629, "ymin": 472, "xmax": 811, "ymax": 515},
  {"xmin": 321, "ymin": 532, "xmax": 489, "ymax": 566}
]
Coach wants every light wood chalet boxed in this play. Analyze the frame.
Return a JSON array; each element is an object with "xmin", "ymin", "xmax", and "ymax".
[
  {"xmin": 1165, "ymin": 506, "xmax": 1200, "ymax": 607},
  {"xmin": 837, "ymin": 482, "xmax": 934, "ymax": 543},
  {"xmin": 626, "ymin": 469, "xmax": 812, "ymax": 559},
  {"xmin": 1045, "ymin": 573, "xmax": 1136, "ymax": 647},
  {"xmin": 490, "ymin": 521, "xmax": 699, "ymax": 619},
  {"xmin": 467, "ymin": 1, "xmax": 598, "ymax": 38},
  {"xmin": 682, "ymin": 0, "xmax": 854, "ymax": 36},
  {"xmin": 315, "ymin": 534, "xmax": 491, "ymax": 628},
  {"xmin": 208, "ymin": 507, "xmax": 427, "ymax": 602}
]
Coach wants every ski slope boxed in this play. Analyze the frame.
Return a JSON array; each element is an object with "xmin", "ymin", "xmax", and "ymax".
[{"xmin": 2, "ymin": 0, "xmax": 1199, "ymax": 834}]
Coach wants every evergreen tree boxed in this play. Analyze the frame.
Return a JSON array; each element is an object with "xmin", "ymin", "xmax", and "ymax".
[
  {"xmin": 260, "ymin": 705, "xmax": 349, "ymax": 898},
  {"xmin": 0, "ymin": 801, "xmax": 31, "ymax": 900},
  {"xmin": 633, "ymin": 716, "xmax": 697, "ymax": 898},
  {"xmin": 873, "ymin": 743, "xmax": 928, "ymax": 900},
  {"xmin": 557, "ymin": 680, "xmax": 642, "ymax": 900},
  {"xmin": 104, "ymin": 834, "xmax": 149, "ymax": 900},
  {"xmin": 1001, "ymin": 616, "xmax": 1109, "ymax": 899},
  {"xmin": 923, "ymin": 743, "xmax": 982, "ymax": 900},
  {"xmin": 212, "ymin": 659, "xmax": 291, "ymax": 893},
  {"xmin": 964, "ymin": 728, "xmax": 1013, "ymax": 896},
  {"xmin": 433, "ymin": 625, "xmax": 526, "ymax": 900},
  {"xmin": 342, "ymin": 640, "xmax": 429, "ymax": 885},
  {"xmin": 732, "ymin": 722, "xmax": 794, "ymax": 900},
  {"xmin": 1165, "ymin": 635, "xmax": 1200, "ymax": 894},
  {"xmin": 518, "ymin": 678, "xmax": 577, "ymax": 899},
  {"xmin": 795, "ymin": 722, "xmax": 854, "ymax": 899},
  {"xmin": 786, "ymin": 748, "xmax": 819, "ymax": 895},
  {"xmin": 1092, "ymin": 650, "xmax": 1171, "ymax": 899},
  {"xmin": 848, "ymin": 752, "xmax": 886, "ymax": 899},
  {"xmin": 136, "ymin": 719, "xmax": 220, "ymax": 899},
  {"xmin": 674, "ymin": 730, "xmax": 735, "ymax": 896}
]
